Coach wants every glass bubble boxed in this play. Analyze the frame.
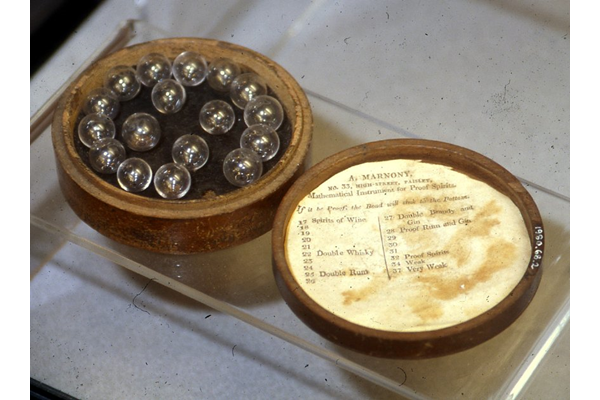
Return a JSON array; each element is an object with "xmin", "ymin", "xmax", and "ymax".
[
  {"xmin": 222, "ymin": 148, "xmax": 263, "ymax": 187},
  {"xmin": 199, "ymin": 100, "xmax": 236, "ymax": 135},
  {"xmin": 88, "ymin": 137, "xmax": 126, "ymax": 174},
  {"xmin": 121, "ymin": 112, "xmax": 161, "ymax": 151},
  {"xmin": 240, "ymin": 124, "xmax": 280, "ymax": 162},
  {"xmin": 243, "ymin": 95, "xmax": 284, "ymax": 130},
  {"xmin": 136, "ymin": 53, "xmax": 172, "ymax": 87},
  {"xmin": 151, "ymin": 79, "xmax": 186, "ymax": 114},
  {"xmin": 83, "ymin": 88, "xmax": 120, "ymax": 119},
  {"xmin": 104, "ymin": 65, "xmax": 141, "ymax": 101},
  {"xmin": 78, "ymin": 113, "xmax": 116, "ymax": 148},
  {"xmin": 230, "ymin": 73, "xmax": 268, "ymax": 109},
  {"xmin": 117, "ymin": 157, "xmax": 153, "ymax": 193},
  {"xmin": 154, "ymin": 163, "xmax": 192, "ymax": 199},
  {"xmin": 172, "ymin": 51, "xmax": 208, "ymax": 87},
  {"xmin": 172, "ymin": 134, "xmax": 210, "ymax": 172},
  {"xmin": 206, "ymin": 58, "xmax": 241, "ymax": 92}
]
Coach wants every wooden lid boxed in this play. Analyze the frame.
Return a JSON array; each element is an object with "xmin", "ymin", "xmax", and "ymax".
[
  {"xmin": 272, "ymin": 139, "xmax": 543, "ymax": 358},
  {"xmin": 52, "ymin": 38, "xmax": 312, "ymax": 254}
]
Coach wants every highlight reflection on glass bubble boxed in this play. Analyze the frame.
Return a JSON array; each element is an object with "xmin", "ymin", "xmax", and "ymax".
[
  {"xmin": 88, "ymin": 137, "xmax": 126, "ymax": 174},
  {"xmin": 207, "ymin": 58, "xmax": 241, "ymax": 92},
  {"xmin": 173, "ymin": 51, "xmax": 208, "ymax": 87},
  {"xmin": 121, "ymin": 112, "xmax": 161, "ymax": 152},
  {"xmin": 243, "ymin": 95, "xmax": 284, "ymax": 130},
  {"xmin": 117, "ymin": 157, "xmax": 153, "ymax": 193},
  {"xmin": 104, "ymin": 65, "xmax": 141, "ymax": 101},
  {"xmin": 240, "ymin": 124, "xmax": 280, "ymax": 162},
  {"xmin": 151, "ymin": 78, "xmax": 186, "ymax": 114},
  {"xmin": 223, "ymin": 148, "xmax": 263, "ymax": 187},
  {"xmin": 136, "ymin": 53, "xmax": 172, "ymax": 87},
  {"xmin": 78, "ymin": 113, "xmax": 116, "ymax": 148},
  {"xmin": 83, "ymin": 88, "xmax": 120, "ymax": 119},
  {"xmin": 199, "ymin": 100, "xmax": 236, "ymax": 135},
  {"xmin": 154, "ymin": 162, "xmax": 192, "ymax": 199},
  {"xmin": 172, "ymin": 134, "xmax": 210, "ymax": 172},
  {"xmin": 230, "ymin": 72, "xmax": 267, "ymax": 109}
]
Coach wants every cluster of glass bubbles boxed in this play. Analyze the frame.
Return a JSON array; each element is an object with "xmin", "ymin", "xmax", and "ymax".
[{"xmin": 78, "ymin": 50, "xmax": 285, "ymax": 199}]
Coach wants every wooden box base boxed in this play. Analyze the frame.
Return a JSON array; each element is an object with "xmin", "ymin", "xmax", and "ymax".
[{"xmin": 52, "ymin": 38, "xmax": 312, "ymax": 254}]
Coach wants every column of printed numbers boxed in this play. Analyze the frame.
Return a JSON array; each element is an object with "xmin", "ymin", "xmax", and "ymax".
[
  {"xmin": 383, "ymin": 216, "xmax": 402, "ymax": 274},
  {"xmin": 298, "ymin": 219, "xmax": 315, "ymax": 284}
]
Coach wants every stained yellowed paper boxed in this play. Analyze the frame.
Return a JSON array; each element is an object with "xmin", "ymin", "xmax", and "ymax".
[{"xmin": 285, "ymin": 159, "xmax": 531, "ymax": 332}]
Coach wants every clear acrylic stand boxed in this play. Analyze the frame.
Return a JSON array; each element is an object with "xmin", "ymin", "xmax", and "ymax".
[{"xmin": 31, "ymin": 20, "xmax": 570, "ymax": 399}]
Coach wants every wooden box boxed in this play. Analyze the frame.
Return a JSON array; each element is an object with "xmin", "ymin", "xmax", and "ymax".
[
  {"xmin": 52, "ymin": 38, "xmax": 312, "ymax": 254},
  {"xmin": 272, "ymin": 139, "xmax": 544, "ymax": 358}
]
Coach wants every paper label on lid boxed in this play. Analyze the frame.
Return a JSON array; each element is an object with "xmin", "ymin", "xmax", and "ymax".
[{"xmin": 285, "ymin": 159, "xmax": 531, "ymax": 332}]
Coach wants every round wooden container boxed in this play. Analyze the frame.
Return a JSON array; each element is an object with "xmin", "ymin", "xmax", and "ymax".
[
  {"xmin": 272, "ymin": 139, "xmax": 543, "ymax": 358},
  {"xmin": 52, "ymin": 38, "xmax": 312, "ymax": 254}
]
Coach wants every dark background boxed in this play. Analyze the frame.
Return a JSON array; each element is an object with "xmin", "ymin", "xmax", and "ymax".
[{"xmin": 31, "ymin": 0, "xmax": 105, "ymax": 75}]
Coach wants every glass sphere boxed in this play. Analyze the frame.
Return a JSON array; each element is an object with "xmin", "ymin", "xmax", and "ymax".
[
  {"xmin": 222, "ymin": 148, "xmax": 263, "ymax": 187},
  {"xmin": 172, "ymin": 134, "xmax": 210, "ymax": 172},
  {"xmin": 78, "ymin": 113, "xmax": 116, "ymax": 148},
  {"xmin": 240, "ymin": 124, "xmax": 280, "ymax": 161},
  {"xmin": 151, "ymin": 79, "xmax": 186, "ymax": 114},
  {"xmin": 104, "ymin": 65, "xmax": 141, "ymax": 101},
  {"xmin": 173, "ymin": 51, "xmax": 208, "ymax": 87},
  {"xmin": 243, "ymin": 95, "xmax": 284, "ymax": 130},
  {"xmin": 154, "ymin": 163, "xmax": 192, "ymax": 199},
  {"xmin": 206, "ymin": 58, "xmax": 241, "ymax": 92},
  {"xmin": 230, "ymin": 73, "xmax": 268, "ymax": 109},
  {"xmin": 83, "ymin": 88, "xmax": 120, "ymax": 119},
  {"xmin": 199, "ymin": 100, "xmax": 236, "ymax": 135},
  {"xmin": 117, "ymin": 157, "xmax": 153, "ymax": 193},
  {"xmin": 88, "ymin": 137, "xmax": 126, "ymax": 174},
  {"xmin": 121, "ymin": 112, "xmax": 161, "ymax": 151},
  {"xmin": 136, "ymin": 53, "xmax": 172, "ymax": 87}
]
